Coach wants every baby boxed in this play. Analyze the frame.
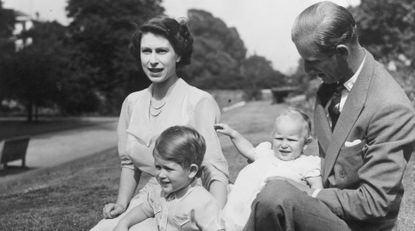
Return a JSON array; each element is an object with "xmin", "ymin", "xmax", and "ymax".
[
  {"xmin": 113, "ymin": 126, "xmax": 224, "ymax": 231},
  {"xmin": 215, "ymin": 108, "xmax": 322, "ymax": 231}
]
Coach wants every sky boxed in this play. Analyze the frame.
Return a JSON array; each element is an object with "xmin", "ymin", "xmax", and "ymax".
[{"xmin": 3, "ymin": 0, "xmax": 360, "ymax": 74}]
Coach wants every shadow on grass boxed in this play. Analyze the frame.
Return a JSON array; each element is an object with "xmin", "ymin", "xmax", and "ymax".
[
  {"xmin": 0, "ymin": 166, "xmax": 37, "ymax": 177},
  {"xmin": 0, "ymin": 118, "xmax": 116, "ymax": 140}
]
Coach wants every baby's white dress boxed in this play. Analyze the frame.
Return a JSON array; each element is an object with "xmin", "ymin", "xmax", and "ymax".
[{"xmin": 222, "ymin": 142, "xmax": 321, "ymax": 231}]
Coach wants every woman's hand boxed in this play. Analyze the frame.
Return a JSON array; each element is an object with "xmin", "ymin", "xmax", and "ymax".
[{"xmin": 103, "ymin": 203, "xmax": 126, "ymax": 219}]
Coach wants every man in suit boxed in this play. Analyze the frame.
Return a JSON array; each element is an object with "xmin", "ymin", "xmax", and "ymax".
[{"xmin": 243, "ymin": 2, "xmax": 415, "ymax": 231}]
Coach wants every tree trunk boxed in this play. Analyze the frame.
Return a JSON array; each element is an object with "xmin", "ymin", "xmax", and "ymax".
[
  {"xmin": 27, "ymin": 102, "xmax": 33, "ymax": 123},
  {"xmin": 34, "ymin": 104, "xmax": 39, "ymax": 121}
]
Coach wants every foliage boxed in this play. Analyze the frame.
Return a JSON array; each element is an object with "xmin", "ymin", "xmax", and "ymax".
[
  {"xmin": 0, "ymin": 1, "xmax": 15, "ymax": 100},
  {"xmin": 388, "ymin": 66, "xmax": 415, "ymax": 106},
  {"xmin": 183, "ymin": 9, "xmax": 246, "ymax": 89},
  {"xmin": 0, "ymin": 0, "xmax": 14, "ymax": 57},
  {"xmin": 350, "ymin": 0, "xmax": 415, "ymax": 64},
  {"xmin": 241, "ymin": 55, "xmax": 286, "ymax": 100},
  {"xmin": 0, "ymin": 21, "xmax": 69, "ymax": 122},
  {"xmin": 350, "ymin": 0, "xmax": 415, "ymax": 105},
  {"xmin": 65, "ymin": 0, "xmax": 163, "ymax": 114},
  {"xmin": 184, "ymin": 9, "xmax": 286, "ymax": 100},
  {"xmin": 288, "ymin": 59, "xmax": 321, "ymax": 100}
]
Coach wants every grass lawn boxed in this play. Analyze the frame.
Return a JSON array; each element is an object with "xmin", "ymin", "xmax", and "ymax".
[{"xmin": 0, "ymin": 101, "xmax": 414, "ymax": 230}]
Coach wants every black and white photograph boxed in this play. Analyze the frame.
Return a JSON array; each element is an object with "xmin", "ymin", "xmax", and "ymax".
[{"xmin": 1, "ymin": 0, "xmax": 414, "ymax": 230}]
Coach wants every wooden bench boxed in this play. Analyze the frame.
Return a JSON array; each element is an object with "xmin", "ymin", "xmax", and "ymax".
[
  {"xmin": 0, "ymin": 136, "xmax": 30, "ymax": 168},
  {"xmin": 271, "ymin": 86, "xmax": 300, "ymax": 104}
]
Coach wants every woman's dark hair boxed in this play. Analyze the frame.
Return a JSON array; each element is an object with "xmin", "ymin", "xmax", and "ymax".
[
  {"xmin": 130, "ymin": 15, "xmax": 193, "ymax": 67},
  {"xmin": 153, "ymin": 126, "xmax": 206, "ymax": 177},
  {"xmin": 292, "ymin": 1, "xmax": 358, "ymax": 55}
]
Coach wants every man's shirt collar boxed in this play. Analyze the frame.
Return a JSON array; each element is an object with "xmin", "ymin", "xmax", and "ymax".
[{"xmin": 343, "ymin": 51, "xmax": 367, "ymax": 91}]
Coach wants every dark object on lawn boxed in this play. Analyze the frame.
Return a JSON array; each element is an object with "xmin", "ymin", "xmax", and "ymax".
[
  {"xmin": 1, "ymin": 136, "xmax": 30, "ymax": 168},
  {"xmin": 271, "ymin": 86, "xmax": 300, "ymax": 103}
]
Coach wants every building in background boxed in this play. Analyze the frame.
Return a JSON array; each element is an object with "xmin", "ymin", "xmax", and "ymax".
[{"xmin": 12, "ymin": 10, "xmax": 35, "ymax": 50}]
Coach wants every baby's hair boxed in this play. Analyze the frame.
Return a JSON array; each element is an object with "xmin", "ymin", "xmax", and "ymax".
[
  {"xmin": 153, "ymin": 126, "xmax": 206, "ymax": 177},
  {"xmin": 274, "ymin": 107, "xmax": 312, "ymax": 140}
]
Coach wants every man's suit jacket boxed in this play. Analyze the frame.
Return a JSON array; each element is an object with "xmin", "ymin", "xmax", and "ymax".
[{"xmin": 314, "ymin": 50, "xmax": 415, "ymax": 229}]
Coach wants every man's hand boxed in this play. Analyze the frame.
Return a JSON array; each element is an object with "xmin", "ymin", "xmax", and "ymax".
[
  {"xmin": 265, "ymin": 176, "xmax": 315, "ymax": 197},
  {"xmin": 103, "ymin": 203, "xmax": 126, "ymax": 219}
]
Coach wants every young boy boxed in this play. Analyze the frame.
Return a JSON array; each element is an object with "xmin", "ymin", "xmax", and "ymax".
[
  {"xmin": 113, "ymin": 126, "xmax": 224, "ymax": 231},
  {"xmin": 215, "ymin": 108, "xmax": 322, "ymax": 231}
]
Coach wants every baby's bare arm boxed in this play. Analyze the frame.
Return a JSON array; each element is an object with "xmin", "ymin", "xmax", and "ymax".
[{"xmin": 214, "ymin": 123, "xmax": 256, "ymax": 161}]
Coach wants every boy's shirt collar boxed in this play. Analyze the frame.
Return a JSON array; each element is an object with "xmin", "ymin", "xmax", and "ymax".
[{"xmin": 161, "ymin": 179, "xmax": 198, "ymax": 201}]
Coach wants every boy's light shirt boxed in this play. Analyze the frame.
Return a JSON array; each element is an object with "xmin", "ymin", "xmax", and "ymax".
[{"xmin": 140, "ymin": 180, "xmax": 224, "ymax": 231}]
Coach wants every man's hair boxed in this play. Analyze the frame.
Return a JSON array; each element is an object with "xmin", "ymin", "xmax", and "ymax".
[
  {"xmin": 129, "ymin": 15, "xmax": 193, "ymax": 67},
  {"xmin": 273, "ymin": 108, "xmax": 312, "ymax": 141},
  {"xmin": 153, "ymin": 126, "xmax": 206, "ymax": 177},
  {"xmin": 291, "ymin": 1, "xmax": 358, "ymax": 54}
]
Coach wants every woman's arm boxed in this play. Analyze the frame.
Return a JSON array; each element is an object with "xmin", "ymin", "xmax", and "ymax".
[
  {"xmin": 115, "ymin": 168, "xmax": 141, "ymax": 212},
  {"xmin": 103, "ymin": 95, "xmax": 141, "ymax": 218},
  {"xmin": 215, "ymin": 123, "xmax": 256, "ymax": 161},
  {"xmin": 103, "ymin": 162, "xmax": 141, "ymax": 219},
  {"xmin": 193, "ymin": 96, "xmax": 229, "ymax": 208}
]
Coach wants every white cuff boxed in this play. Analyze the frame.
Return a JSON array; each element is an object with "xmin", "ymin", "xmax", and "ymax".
[{"xmin": 311, "ymin": 189, "xmax": 321, "ymax": 198}]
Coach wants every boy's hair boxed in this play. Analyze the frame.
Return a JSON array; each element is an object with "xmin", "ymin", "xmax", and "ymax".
[
  {"xmin": 273, "ymin": 107, "xmax": 312, "ymax": 140},
  {"xmin": 153, "ymin": 126, "xmax": 206, "ymax": 177}
]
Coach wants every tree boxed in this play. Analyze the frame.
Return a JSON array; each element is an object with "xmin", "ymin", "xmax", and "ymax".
[
  {"xmin": 1, "ymin": 21, "xmax": 68, "ymax": 122},
  {"xmin": 350, "ymin": 0, "xmax": 415, "ymax": 104},
  {"xmin": 184, "ymin": 9, "xmax": 288, "ymax": 98},
  {"xmin": 66, "ymin": 0, "xmax": 164, "ymax": 114},
  {"xmin": 0, "ymin": 0, "xmax": 14, "ymax": 57},
  {"xmin": 289, "ymin": 58, "xmax": 323, "ymax": 107},
  {"xmin": 184, "ymin": 9, "xmax": 247, "ymax": 89},
  {"xmin": 241, "ymin": 55, "xmax": 286, "ymax": 99},
  {"xmin": 0, "ymin": 1, "xmax": 15, "ymax": 100},
  {"xmin": 350, "ymin": 0, "xmax": 415, "ymax": 64}
]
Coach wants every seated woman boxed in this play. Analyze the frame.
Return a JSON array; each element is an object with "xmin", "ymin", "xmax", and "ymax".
[{"xmin": 91, "ymin": 15, "xmax": 229, "ymax": 231}]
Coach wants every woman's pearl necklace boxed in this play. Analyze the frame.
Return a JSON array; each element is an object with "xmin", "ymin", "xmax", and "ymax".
[{"xmin": 149, "ymin": 95, "xmax": 166, "ymax": 117}]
